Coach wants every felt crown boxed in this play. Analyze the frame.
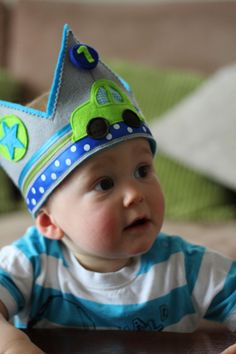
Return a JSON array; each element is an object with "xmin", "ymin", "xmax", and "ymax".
[{"xmin": 0, "ymin": 24, "xmax": 156, "ymax": 215}]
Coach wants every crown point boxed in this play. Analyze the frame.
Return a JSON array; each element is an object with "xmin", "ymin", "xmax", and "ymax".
[{"xmin": 69, "ymin": 44, "xmax": 99, "ymax": 70}]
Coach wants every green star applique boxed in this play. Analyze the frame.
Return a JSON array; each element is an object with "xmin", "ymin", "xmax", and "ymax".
[{"xmin": 0, "ymin": 115, "xmax": 28, "ymax": 162}]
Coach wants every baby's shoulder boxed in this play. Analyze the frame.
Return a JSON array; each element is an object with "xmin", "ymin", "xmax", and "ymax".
[
  {"xmin": 154, "ymin": 232, "xmax": 205, "ymax": 253},
  {"xmin": 12, "ymin": 226, "xmax": 64, "ymax": 261},
  {"xmin": 144, "ymin": 232, "xmax": 206, "ymax": 265}
]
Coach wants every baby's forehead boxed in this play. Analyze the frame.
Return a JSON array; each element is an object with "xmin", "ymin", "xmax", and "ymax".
[
  {"xmin": 87, "ymin": 138, "xmax": 151, "ymax": 162},
  {"xmin": 85, "ymin": 138, "xmax": 152, "ymax": 171}
]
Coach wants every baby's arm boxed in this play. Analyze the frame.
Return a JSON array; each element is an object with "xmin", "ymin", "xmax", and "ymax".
[
  {"xmin": 0, "ymin": 300, "xmax": 45, "ymax": 354},
  {"xmin": 221, "ymin": 344, "xmax": 236, "ymax": 354}
]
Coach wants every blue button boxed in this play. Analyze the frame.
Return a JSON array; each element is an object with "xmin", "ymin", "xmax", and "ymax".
[{"xmin": 69, "ymin": 44, "xmax": 99, "ymax": 70}]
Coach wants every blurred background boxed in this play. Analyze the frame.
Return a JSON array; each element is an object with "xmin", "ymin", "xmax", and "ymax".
[{"xmin": 0, "ymin": 0, "xmax": 235, "ymax": 255}]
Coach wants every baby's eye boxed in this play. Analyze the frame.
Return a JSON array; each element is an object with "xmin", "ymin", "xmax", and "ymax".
[
  {"xmin": 134, "ymin": 165, "xmax": 150, "ymax": 179},
  {"xmin": 95, "ymin": 177, "xmax": 114, "ymax": 191}
]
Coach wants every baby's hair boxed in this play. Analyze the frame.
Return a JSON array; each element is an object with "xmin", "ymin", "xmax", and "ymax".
[{"xmin": 27, "ymin": 92, "xmax": 49, "ymax": 111}]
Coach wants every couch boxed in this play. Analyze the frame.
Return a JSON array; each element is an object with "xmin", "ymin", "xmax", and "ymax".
[{"xmin": 0, "ymin": 0, "xmax": 235, "ymax": 254}]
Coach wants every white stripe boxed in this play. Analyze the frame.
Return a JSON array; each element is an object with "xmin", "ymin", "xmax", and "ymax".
[
  {"xmin": 192, "ymin": 249, "xmax": 232, "ymax": 316},
  {"xmin": 0, "ymin": 285, "xmax": 18, "ymax": 317},
  {"xmin": 0, "ymin": 246, "xmax": 33, "ymax": 307},
  {"xmin": 131, "ymin": 252, "xmax": 187, "ymax": 304},
  {"xmin": 164, "ymin": 313, "xmax": 200, "ymax": 333},
  {"xmin": 36, "ymin": 254, "xmax": 66, "ymax": 289},
  {"xmin": 36, "ymin": 251, "xmax": 187, "ymax": 305}
]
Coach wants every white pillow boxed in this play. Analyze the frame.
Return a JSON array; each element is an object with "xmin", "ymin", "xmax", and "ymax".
[{"xmin": 151, "ymin": 64, "xmax": 236, "ymax": 191}]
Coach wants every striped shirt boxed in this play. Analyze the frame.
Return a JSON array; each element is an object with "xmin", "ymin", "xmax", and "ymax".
[{"xmin": 0, "ymin": 226, "xmax": 236, "ymax": 331}]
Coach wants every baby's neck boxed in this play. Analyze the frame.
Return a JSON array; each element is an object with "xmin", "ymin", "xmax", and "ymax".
[
  {"xmin": 75, "ymin": 255, "xmax": 133, "ymax": 273},
  {"xmin": 62, "ymin": 235, "xmax": 132, "ymax": 273}
]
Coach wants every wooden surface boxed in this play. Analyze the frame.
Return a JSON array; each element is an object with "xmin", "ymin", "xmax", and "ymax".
[{"xmin": 24, "ymin": 329, "xmax": 236, "ymax": 354}]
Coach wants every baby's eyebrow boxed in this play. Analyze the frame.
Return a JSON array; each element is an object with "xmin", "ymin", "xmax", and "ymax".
[
  {"xmin": 87, "ymin": 156, "xmax": 114, "ymax": 173},
  {"xmin": 94, "ymin": 161, "xmax": 113, "ymax": 172},
  {"xmin": 135, "ymin": 146, "xmax": 153, "ymax": 157}
]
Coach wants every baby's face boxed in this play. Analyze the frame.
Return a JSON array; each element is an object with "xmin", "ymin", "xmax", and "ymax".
[{"xmin": 48, "ymin": 138, "xmax": 165, "ymax": 271}]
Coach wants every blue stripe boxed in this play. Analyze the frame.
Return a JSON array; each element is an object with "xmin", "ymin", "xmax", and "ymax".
[
  {"xmin": 13, "ymin": 318, "xmax": 27, "ymax": 329},
  {"xmin": 18, "ymin": 123, "xmax": 71, "ymax": 188},
  {"xmin": 0, "ymin": 269, "xmax": 25, "ymax": 312},
  {"xmin": 138, "ymin": 233, "xmax": 204, "ymax": 276},
  {"xmin": 205, "ymin": 261, "xmax": 236, "ymax": 322},
  {"xmin": 184, "ymin": 242, "xmax": 205, "ymax": 294},
  {"xmin": 27, "ymin": 284, "xmax": 195, "ymax": 330},
  {"xmin": 138, "ymin": 233, "xmax": 178, "ymax": 275}
]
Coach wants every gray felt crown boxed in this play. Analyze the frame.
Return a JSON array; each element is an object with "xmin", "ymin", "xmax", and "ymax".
[{"xmin": 0, "ymin": 24, "xmax": 156, "ymax": 215}]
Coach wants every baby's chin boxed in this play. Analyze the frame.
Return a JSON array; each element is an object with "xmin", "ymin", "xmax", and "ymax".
[{"xmin": 128, "ymin": 238, "xmax": 156, "ymax": 257}]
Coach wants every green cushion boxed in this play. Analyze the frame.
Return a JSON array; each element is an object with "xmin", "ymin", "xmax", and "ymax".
[
  {"xmin": 112, "ymin": 61, "xmax": 236, "ymax": 221},
  {"xmin": 0, "ymin": 70, "xmax": 23, "ymax": 213}
]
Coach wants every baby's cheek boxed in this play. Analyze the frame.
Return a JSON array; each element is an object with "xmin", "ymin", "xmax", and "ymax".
[{"xmin": 93, "ymin": 212, "xmax": 119, "ymax": 250}]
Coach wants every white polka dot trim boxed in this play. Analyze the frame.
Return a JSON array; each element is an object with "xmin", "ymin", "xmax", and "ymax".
[
  {"xmin": 71, "ymin": 145, "xmax": 77, "ymax": 152},
  {"xmin": 31, "ymin": 187, "xmax": 36, "ymax": 194},
  {"xmin": 106, "ymin": 133, "xmax": 113, "ymax": 140},
  {"xmin": 66, "ymin": 158, "xmax": 72, "ymax": 166},
  {"xmin": 55, "ymin": 160, "xmax": 60, "ymax": 167},
  {"xmin": 114, "ymin": 124, "xmax": 120, "ymax": 130},
  {"xmin": 84, "ymin": 144, "xmax": 91, "ymax": 152},
  {"xmin": 127, "ymin": 127, "xmax": 133, "ymax": 133},
  {"xmin": 39, "ymin": 187, "xmax": 45, "ymax": 194},
  {"xmin": 31, "ymin": 198, "xmax": 36, "ymax": 206},
  {"xmin": 51, "ymin": 173, "xmax": 57, "ymax": 180},
  {"xmin": 41, "ymin": 174, "xmax": 46, "ymax": 182}
]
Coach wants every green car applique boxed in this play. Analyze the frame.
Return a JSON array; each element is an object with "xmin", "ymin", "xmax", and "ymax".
[{"xmin": 70, "ymin": 79, "xmax": 144, "ymax": 141}]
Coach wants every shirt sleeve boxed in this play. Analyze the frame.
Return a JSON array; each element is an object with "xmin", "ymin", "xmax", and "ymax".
[
  {"xmin": 186, "ymin": 244, "xmax": 236, "ymax": 329},
  {"xmin": 0, "ymin": 244, "xmax": 33, "ymax": 318}
]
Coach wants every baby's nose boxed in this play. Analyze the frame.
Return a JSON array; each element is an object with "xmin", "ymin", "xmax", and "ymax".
[{"xmin": 123, "ymin": 182, "xmax": 144, "ymax": 208}]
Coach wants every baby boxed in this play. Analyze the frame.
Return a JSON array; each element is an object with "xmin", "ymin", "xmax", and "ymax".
[{"xmin": 0, "ymin": 25, "xmax": 236, "ymax": 354}]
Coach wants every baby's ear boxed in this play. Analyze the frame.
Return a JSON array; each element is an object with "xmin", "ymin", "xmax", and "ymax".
[{"xmin": 35, "ymin": 209, "xmax": 64, "ymax": 240}]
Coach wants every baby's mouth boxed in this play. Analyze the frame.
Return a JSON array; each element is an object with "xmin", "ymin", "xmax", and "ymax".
[{"xmin": 124, "ymin": 217, "xmax": 150, "ymax": 230}]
